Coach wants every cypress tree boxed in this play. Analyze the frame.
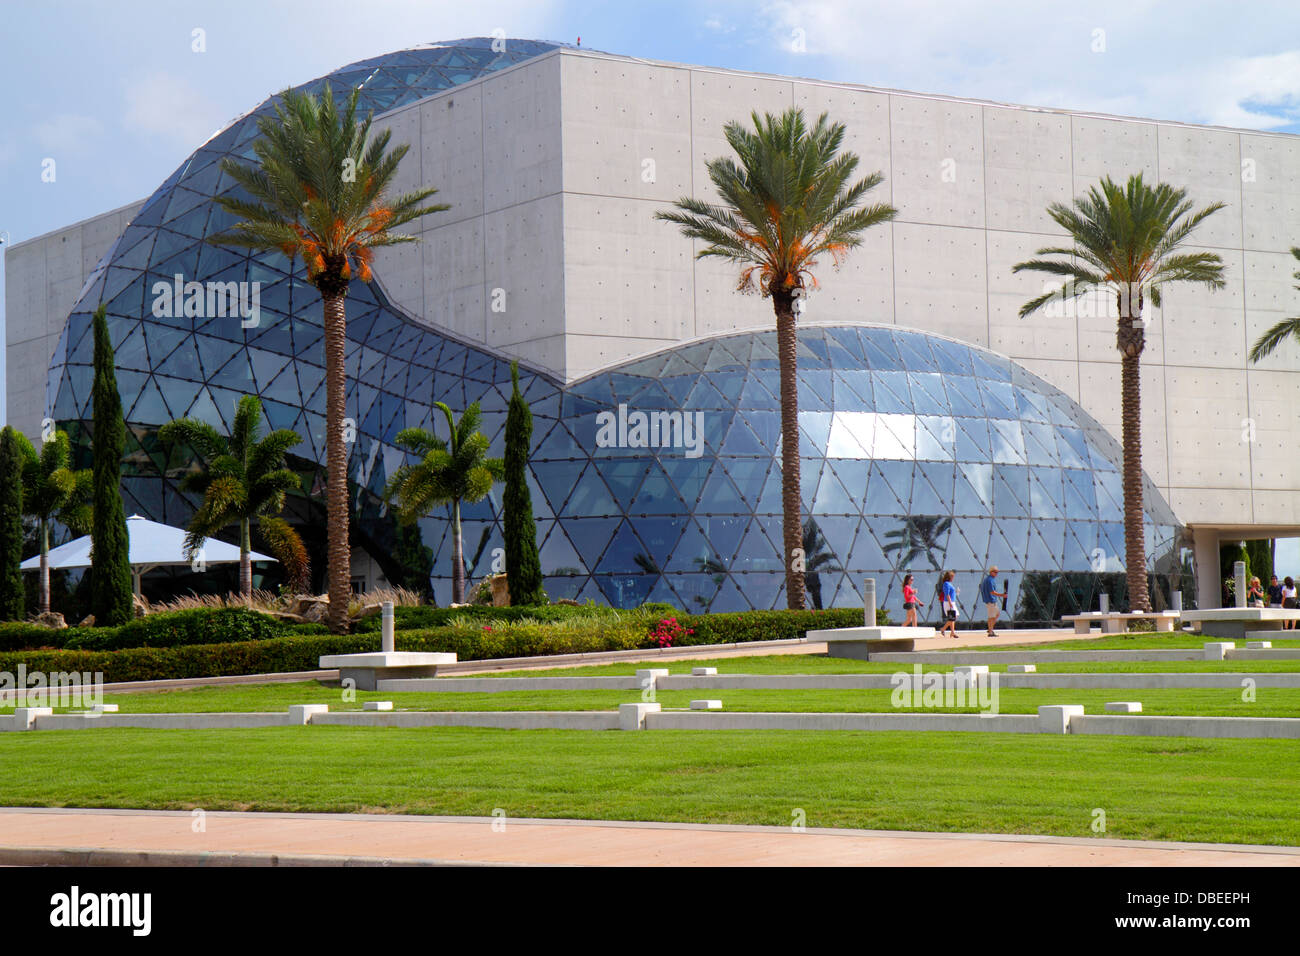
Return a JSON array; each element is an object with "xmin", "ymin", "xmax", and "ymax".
[
  {"xmin": 503, "ymin": 362, "xmax": 545, "ymax": 606},
  {"xmin": 0, "ymin": 427, "xmax": 26, "ymax": 620},
  {"xmin": 89, "ymin": 305, "xmax": 134, "ymax": 625}
]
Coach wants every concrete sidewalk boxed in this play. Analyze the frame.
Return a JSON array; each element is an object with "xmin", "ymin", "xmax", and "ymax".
[{"xmin": 0, "ymin": 808, "xmax": 1295, "ymax": 867}]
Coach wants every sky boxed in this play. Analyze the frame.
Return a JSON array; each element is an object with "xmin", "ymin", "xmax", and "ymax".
[{"xmin": 2, "ymin": 0, "xmax": 1300, "ymax": 420}]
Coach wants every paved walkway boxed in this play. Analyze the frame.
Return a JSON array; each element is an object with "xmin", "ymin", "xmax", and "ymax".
[{"xmin": 0, "ymin": 808, "xmax": 1293, "ymax": 867}]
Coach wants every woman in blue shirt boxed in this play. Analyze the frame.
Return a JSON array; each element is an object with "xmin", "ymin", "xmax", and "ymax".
[{"xmin": 939, "ymin": 571, "xmax": 958, "ymax": 638}]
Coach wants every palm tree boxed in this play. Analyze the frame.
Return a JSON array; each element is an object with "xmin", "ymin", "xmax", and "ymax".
[
  {"xmin": 883, "ymin": 515, "xmax": 952, "ymax": 571},
  {"xmin": 210, "ymin": 83, "xmax": 447, "ymax": 632},
  {"xmin": 158, "ymin": 394, "xmax": 309, "ymax": 596},
  {"xmin": 17, "ymin": 430, "xmax": 92, "ymax": 615},
  {"xmin": 1013, "ymin": 174, "xmax": 1225, "ymax": 612},
  {"xmin": 384, "ymin": 402, "xmax": 503, "ymax": 605},
  {"xmin": 1248, "ymin": 247, "xmax": 1300, "ymax": 362},
  {"xmin": 656, "ymin": 108, "xmax": 896, "ymax": 609}
]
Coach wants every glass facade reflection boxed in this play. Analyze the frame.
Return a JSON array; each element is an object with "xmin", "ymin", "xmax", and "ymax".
[
  {"xmin": 538, "ymin": 326, "xmax": 1189, "ymax": 623},
  {"xmin": 41, "ymin": 39, "xmax": 1190, "ymax": 622}
]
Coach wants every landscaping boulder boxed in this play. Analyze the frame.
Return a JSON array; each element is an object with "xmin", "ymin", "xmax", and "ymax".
[
  {"xmin": 554, "ymin": 598, "xmax": 581, "ymax": 607},
  {"xmin": 489, "ymin": 573, "xmax": 509, "ymax": 607},
  {"xmin": 301, "ymin": 601, "xmax": 328, "ymax": 624},
  {"xmin": 77, "ymin": 614, "xmax": 95, "ymax": 627},
  {"xmin": 32, "ymin": 611, "xmax": 66, "ymax": 629},
  {"xmin": 355, "ymin": 603, "xmax": 382, "ymax": 620}
]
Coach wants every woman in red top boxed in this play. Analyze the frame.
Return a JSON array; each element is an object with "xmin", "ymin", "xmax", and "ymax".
[{"xmin": 902, "ymin": 574, "xmax": 923, "ymax": 627}]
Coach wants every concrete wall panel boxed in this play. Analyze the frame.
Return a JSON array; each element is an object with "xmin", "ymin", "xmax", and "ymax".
[
  {"xmin": 1240, "ymin": 132, "xmax": 1300, "ymax": 252},
  {"xmin": 561, "ymin": 55, "xmax": 691, "ymax": 201},
  {"xmin": 482, "ymin": 56, "xmax": 563, "ymax": 213},
  {"xmin": 890, "ymin": 95, "xmax": 984, "ymax": 228},
  {"xmin": 983, "ymin": 107, "xmax": 1072, "ymax": 234},
  {"xmin": 892, "ymin": 222, "xmax": 986, "ymax": 344}
]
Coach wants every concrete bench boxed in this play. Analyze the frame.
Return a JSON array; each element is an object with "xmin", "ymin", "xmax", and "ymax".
[
  {"xmin": 1062, "ymin": 611, "xmax": 1180, "ymax": 634},
  {"xmin": 1180, "ymin": 608, "xmax": 1300, "ymax": 639},
  {"xmin": 806, "ymin": 626, "xmax": 936, "ymax": 659},
  {"xmin": 318, "ymin": 652, "xmax": 458, "ymax": 691}
]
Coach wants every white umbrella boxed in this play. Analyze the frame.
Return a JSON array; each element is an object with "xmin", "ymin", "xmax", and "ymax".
[{"xmin": 22, "ymin": 515, "xmax": 276, "ymax": 595}]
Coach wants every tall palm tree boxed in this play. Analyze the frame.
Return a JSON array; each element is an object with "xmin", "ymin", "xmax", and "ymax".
[
  {"xmin": 1013, "ymin": 174, "xmax": 1225, "ymax": 611},
  {"xmin": 1248, "ymin": 247, "xmax": 1300, "ymax": 362},
  {"xmin": 384, "ymin": 402, "xmax": 503, "ymax": 605},
  {"xmin": 17, "ymin": 430, "xmax": 92, "ymax": 615},
  {"xmin": 158, "ymin": 394, "xmax": 309, "ymax": 596},
  {"xmin": 656, "ymin": 108, "xmax": 896, "ymax": 609},
  {"xmin": 210, "ymin": 83, "xmax": 447, "ymax": 631}
]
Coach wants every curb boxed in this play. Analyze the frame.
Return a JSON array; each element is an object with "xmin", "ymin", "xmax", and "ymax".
[{"xmin": 0, "ymin": 845, "xmax": 544, "ymax": 867}]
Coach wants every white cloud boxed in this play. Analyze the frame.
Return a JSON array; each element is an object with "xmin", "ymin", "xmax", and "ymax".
[
  {"xmin": 747, "ymin": 0, "xmax": 1300, "ymax": 132},
  {"xmin": 122, "ymin": 72, "xmax": 228, "ymax": 150},
  {"xmin": 33, "ymin": 113, "xmax": 103, "ymax": 151}
]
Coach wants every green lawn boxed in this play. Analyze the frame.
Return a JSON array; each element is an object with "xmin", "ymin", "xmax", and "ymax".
[
  {"xmin": 8, "ymin": 679, "xmax": 1300, "ymax": 718},
  {"xmin": 0, "ymin": 726, "xmax": 1295, "ymax": 845}
]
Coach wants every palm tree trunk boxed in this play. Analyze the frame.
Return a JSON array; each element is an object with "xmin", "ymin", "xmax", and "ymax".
[
  {"xmin": 773, "ymin": 292, "xmax": 805, "ymax": 610},
  {"xmin": 451, "ymin": 497, "xmax": 465, "ymax": 604},
  {"xmin": 323, "ymin": 291, "xmax": 351, "ymax": 631},
  {"xmin": 239, "ymin": 517, "xmax": 252, "ymax": 600},
  {"xmin": 39, "ymin": 518, "xmax": 50, "ymax": 615},
  {"xmin": 1118, "ymin": 317, "xmax": 1151, "ymax": 612}
]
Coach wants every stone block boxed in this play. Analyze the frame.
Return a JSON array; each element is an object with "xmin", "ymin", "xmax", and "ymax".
[
  {"xmin": 1006, "ymin": 664, "xmax": 1037, "ymax": 673},
  {"xmin": 690, "ymin": 700, "xmax": 723, "ymax": 710},
  {"xmin": 288, "ymin": 704, "xmax": 329, "ymax": 725},
  {"xmin": 12, "ymin": 707, "xmax": 52, "ymax": 730},
  {"xmin": 1204, "ymin": 642, "xmax": 1236, "ymax": 661},
  {"xmin": 691, "ymin": 667, "xmax": 718, "ymax": 676},
  {"xmin": 363, "ymin": 701, "xmax": 393, "ymax": 711},
  {"xmin": 1105, "ymin": 701, "xmax": 1143, "ymax": 713},
  {"xmin": 618, "ymin": 702, "xmax": 661, "ymax": 730},
  {"xmin": 1037, "ymin": 704, "xmax": 1084, "ymax": 734}
]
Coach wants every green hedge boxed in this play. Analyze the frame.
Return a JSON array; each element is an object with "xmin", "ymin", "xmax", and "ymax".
[
  {"xmin": 62, "ymin": 607, "xmax": 293, "ymax": 651},
  {"xmin": 351, "ymin": 601, "xmax": 678, "ymax": 632},
  {"xmin": 0, "ymin": 622, "xmax": 94, "ymax": 652},
  {"xmin": 0, "ymin": 608, "xmax": 328, "ymax": 653},
  {"xmin": 0, "ymin": 607, "xmax": 884, "ymax": 683}
]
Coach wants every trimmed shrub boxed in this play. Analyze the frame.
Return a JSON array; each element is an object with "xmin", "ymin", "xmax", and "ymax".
[
  {"xmin": 0, "ymin": 622, "xmax": 91, "ymax": 652},
  {"xmin": 63, "ymin": 607, "xmax": 289, "ymax": 651},
  {"xmin": 674, "ymin": 608, "xmax": 881, "ymax": 645}
]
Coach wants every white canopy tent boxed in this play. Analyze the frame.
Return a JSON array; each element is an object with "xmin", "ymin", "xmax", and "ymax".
[{"xmin": 21, "ymin": 515, "xmax": 276, "ymax": 596}]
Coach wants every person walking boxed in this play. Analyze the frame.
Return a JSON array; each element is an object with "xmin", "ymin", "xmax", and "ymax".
[
  {"xmin": 980, "ymin": 566, "xmax": 1008, "ymax": 637},
  {"xmin": 902, "ymin": 573, "xmax": 923, "ymax": 627},
  {"xmin": 938, "ymin": 571, "xmax": 959, "ymax": 639}
]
